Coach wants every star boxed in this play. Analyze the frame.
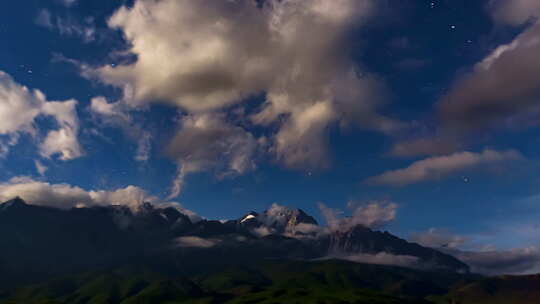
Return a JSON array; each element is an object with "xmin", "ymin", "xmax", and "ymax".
[{"xmin": 450, "ymin": 25, "xmax": 456, "ymax": 30}]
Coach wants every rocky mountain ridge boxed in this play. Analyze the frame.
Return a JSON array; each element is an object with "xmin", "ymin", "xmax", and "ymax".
[{"xmin": 0, "ymin": 197, "xmax": 469, "ymax": 287}]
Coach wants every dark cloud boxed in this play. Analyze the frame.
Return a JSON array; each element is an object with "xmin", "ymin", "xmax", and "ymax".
[
  {"xmin": 390, "ymin": 0, "xmax": 540, "ymax": 157},
  {"xmin": 437, "ymin": 22, "xmax": 540, "ymax": 132}
]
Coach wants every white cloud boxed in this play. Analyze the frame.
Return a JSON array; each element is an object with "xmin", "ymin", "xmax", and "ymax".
[
  {"xmin": 90, "ymin": 0, "xmax": 400, "ymax": 172},
  {"xmin": 90, "ymin": 96, "xmax": 127, "ymax": 119},
  {"xmin": 326, "ymin": 252, "xmax": 419, "ymax": 268},
  {"xmin": 0, "ymin": 176, "xmax": 199, "ymax": 221},
  {"xmin": 282, "ymin": 223, "xmax": 328, "ymax": 239},
  {"xmin": 251, "ymin": 226, "xmax": 276, "ymax": 238},
  {"xmin": 410, "ymin": 228, "xmax": 468, "ymax": 249},
  {"xmin": 290, "ymin": 223, "xmax": 326, "ymax": 235},
  {"xmin": 174, "ymin": 236, "xmax": 218, "ymax": 248},
  {"xmin": 0, "ymin": 71, "xmax": 83, "ymax": 160},
  {"xmin": 90, "ymin": 96, "xmax": 152, "ymax": 162},
  {"xmin": 366, "ymin": 149, "xmax": 523, "ymax": 186},
  {"xmin": 40, "ymin": 100, "xmax": 83, "ymax": 160},
  {"xmin": 166, "ymin": 113, "xmax": 257, "ymax": 198},
  {"xmin": 36, "ymin": 9, "xmax": 96, "ymax": 43},
  {"xmin": 319, "ymin": 200, "xmax": 397, "ymax": 231},
  {"xmin": 34, "ymin": 160, "xmax": 48, "ymax": 176},
  {"xmin": 0, "ymin": 72, "xmax": 43, "ymax": 134}
]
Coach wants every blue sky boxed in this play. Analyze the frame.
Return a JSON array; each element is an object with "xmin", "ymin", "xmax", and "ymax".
[{"xmin": 2, "ymin": 0, "xmax": 540, "ymax": 260}]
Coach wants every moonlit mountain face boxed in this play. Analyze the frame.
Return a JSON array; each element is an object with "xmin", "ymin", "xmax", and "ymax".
[{"xmin": 2, "ymin": 0, "xmax": 540, "ymax": 303}]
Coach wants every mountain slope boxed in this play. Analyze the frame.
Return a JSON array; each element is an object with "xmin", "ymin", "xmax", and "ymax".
[
  {"xmin": 327, "ymin": 225, "xmax": 469, "ymax": 272},
  {"xmin": 0, "ymin": 198, "xmax": 183, "ymax": 287}
]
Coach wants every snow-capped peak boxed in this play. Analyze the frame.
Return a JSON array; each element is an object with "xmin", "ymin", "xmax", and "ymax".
[{"xmin": 240, "ymin": 214, "xmax": 256, "ymax": 223}]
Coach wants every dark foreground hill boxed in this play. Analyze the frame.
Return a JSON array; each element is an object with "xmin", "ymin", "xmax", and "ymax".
[
  {"xmin": 3, "ymin": 258, "xmax": 540, "ymax": 304},
  {"xmin": 0, "ymin": 259, "xmax": 476, "ymax": 304},
  {"xmin": 0, "ymin": 260, "xmax": 540, "ymax": 304}
]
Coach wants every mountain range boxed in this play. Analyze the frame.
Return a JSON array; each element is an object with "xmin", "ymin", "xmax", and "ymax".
[
  {"xmin": 2, "ymin": 197, "xmax": 540, "ymax": 303},
  {"xmin": 0, "ymin": 197, "xmax": 467, "ymax": 286}
]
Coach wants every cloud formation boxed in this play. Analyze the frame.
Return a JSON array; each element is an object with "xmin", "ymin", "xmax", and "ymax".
[
  {"xmin": 337, "ymin": 252, "xmax": 420, "ymax": 268},
  {"xmin": 411, "ymin": 228, "xmax": 467, "ymax": 249},
  {"xmin": 391, "ymin": 1, "xmax": 540, "ymax": 157},
  {"xmin": 0, "ymin": 176, "xmax": 199, "ymax": 221},
  {"xmin": 437, "ymin": 21, "xmax": 540, "ymax": 132},
  {"xmin": 319, "ymin": 200, "xmax": 397, "ymax": 231},
  {"xmin": 366, "ymin": 149, "xmax": 522, "ymax": 186},
  {"xmin": 34, "ymin": 160, "xmax": 48, "ymax": 176},
  {"xmin": 40, "ymin": 100, "xmax": 83, "ymax": 160},
  {"xmin": 166, "ymin": 113, "xmax": 258, "ymax": 198},
  {"xmin": 389, "ymin": 137, "xmax": 462, "ymax": 158},
  {"xmin": 90, "ymin": 96, "xmax": 152, "ymax": 162},
  {"xmin": 174, "ymin": 236, "xmax": 218, "ymax": 249},
  {"xmin": 453, "ymin": 247, "xmax": 540, "ymax": 275},
  {"xmin": 489, "ymin": 0, "xmax": 540, "ymax": 26},
  {"xmin": 92, "ymin": 0, "xmax": 400, "ymax": 177},
  {"xmin": 412, "ymin": 228, "xmax": 540, "ymax": 275},
  {"xmin": 0, "ymin": 71, "xmax": 83, "ymax": 160},
  {"xmin": 36, "ymin": 9, "xmax": 96, "ymax": 43}
]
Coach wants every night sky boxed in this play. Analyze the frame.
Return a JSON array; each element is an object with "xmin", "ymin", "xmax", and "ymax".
[{"xmin": 2, "ymin": 0, "xmax": 540, "ymax": 272}]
